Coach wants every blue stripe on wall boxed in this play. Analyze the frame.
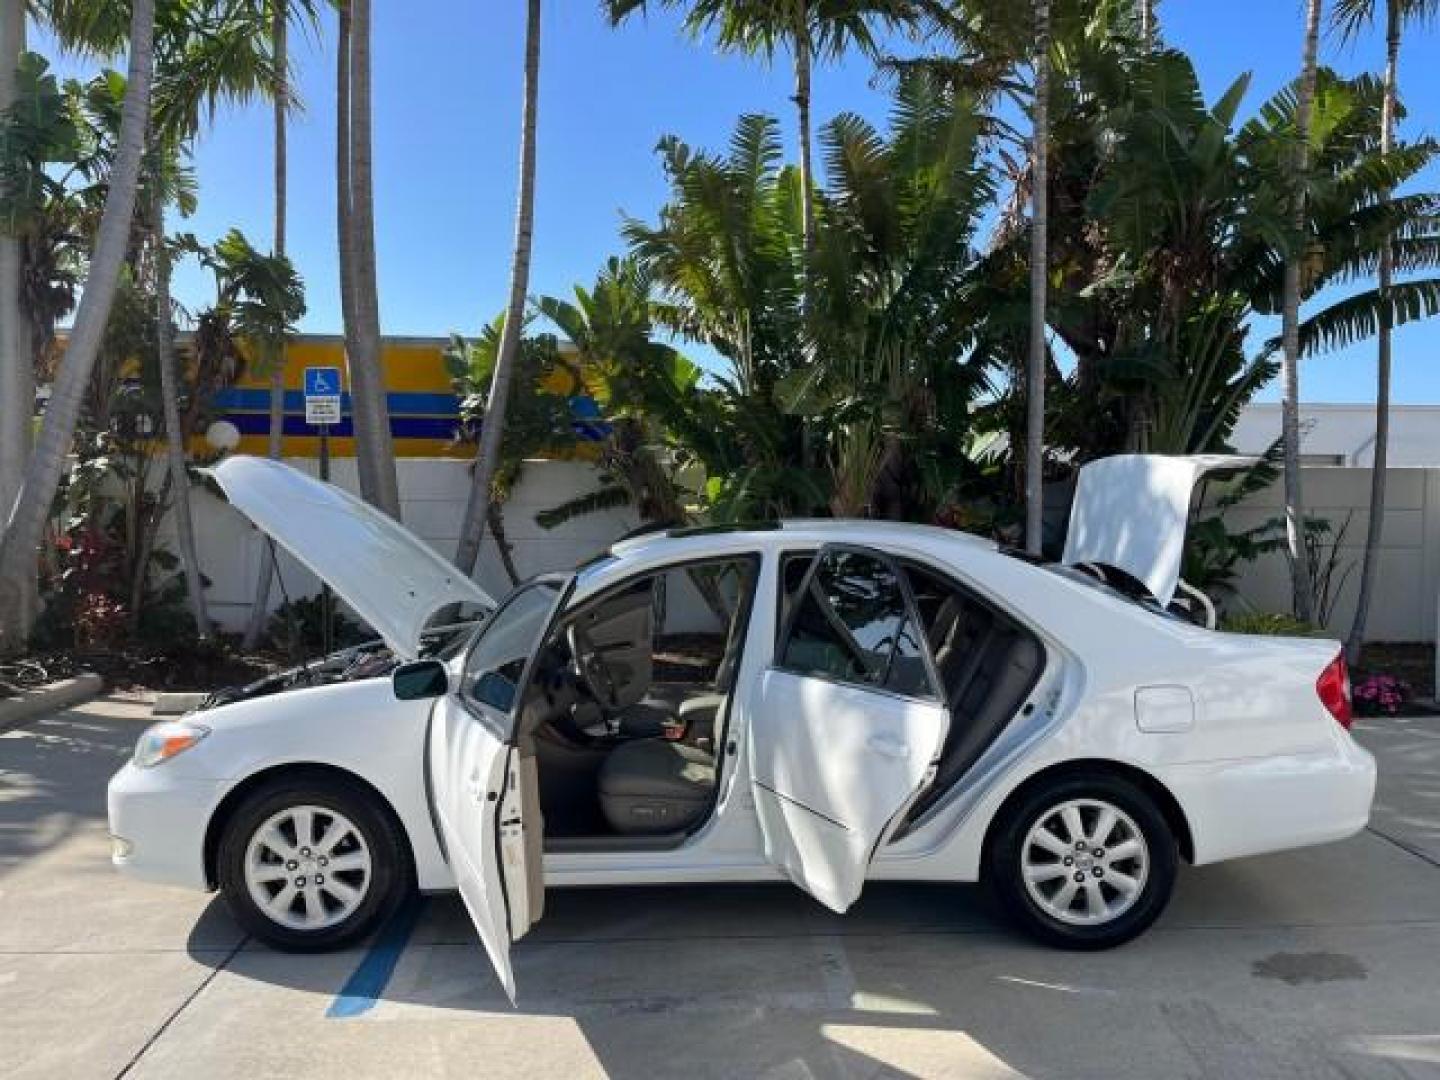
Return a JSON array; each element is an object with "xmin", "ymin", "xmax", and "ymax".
[
  {"xmin": 222, "ymin": 413, "xmax": 612, "ymax": 441},
  {"xmin": 212, "ymin": 389, "xmax": 461, "ymax": 416}
]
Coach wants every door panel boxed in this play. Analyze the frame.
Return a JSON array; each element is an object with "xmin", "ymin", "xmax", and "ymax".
[
  {"xmin": 426, "ymin": 577, "xmax": 568, "ymax": 1002},
  {"xmin": 751, "ymin": 544, "xmax": 949, "ymax": 914},
  {"xmin": 750, "ymin": 668, "xmax": 949, "ymax": 912},
  {"xmin": 427, "ymin": 697, "xmax": 522, "ymax": 1000}
]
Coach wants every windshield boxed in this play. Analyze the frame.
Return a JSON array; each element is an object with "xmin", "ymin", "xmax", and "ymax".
[{"xmin": 462, "ymin": 579, "xmax": 566, "ymax": 720}]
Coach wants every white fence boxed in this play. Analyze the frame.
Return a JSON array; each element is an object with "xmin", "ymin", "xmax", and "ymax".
[
  {"xmin": 1220, "ymin": 467, "xmax": 1440, "ymax": 643},
  {"xmin": 171, "ymin": 458, "xmax": 1439, "ymax": 645}
]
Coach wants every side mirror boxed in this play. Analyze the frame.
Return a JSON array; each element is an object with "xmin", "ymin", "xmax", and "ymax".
[{"xmin": 392, "ymin": 658, "xmax": 449, "ymax": 701}]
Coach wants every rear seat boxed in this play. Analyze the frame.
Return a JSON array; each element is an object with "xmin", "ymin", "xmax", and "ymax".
[{"xmin": 909, "ymin": 568, "xmax": 1044, "ymax": 817}]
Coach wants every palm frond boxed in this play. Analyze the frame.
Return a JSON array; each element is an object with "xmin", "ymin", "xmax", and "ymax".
[
  {"xmin": 535, "ymin": 484, "xmax": 633, "ymax": 531},
  {"xmin": 1293, "ymin": 277, "xmax": 1440, "ymax": 357}
]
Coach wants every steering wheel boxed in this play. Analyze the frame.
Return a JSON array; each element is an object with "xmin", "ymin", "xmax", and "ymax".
[{"xmin": 566, "ymin": 623, "xmax": 619, "ymax": 708}]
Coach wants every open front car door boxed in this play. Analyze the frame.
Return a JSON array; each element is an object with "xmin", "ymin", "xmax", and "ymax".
[
  {"xmin": 750, "ymin": 545, "xmax": 949, "ymax": 913},
  {"xmin": 426, "ymin": 577, "xmax": 570, "ymax": 1001}
]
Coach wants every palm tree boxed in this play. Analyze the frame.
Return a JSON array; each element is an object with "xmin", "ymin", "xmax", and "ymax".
[
  {"xmin": 0, "ymin": 0, "xmax": 156, "ymax": 652},
  {"xmin": 340, "ymin": 0, "xmax": 401, "ymax": 518},
  {"xmin": 623, "ymin": 115, "xmax": 818, "ymax": 518},
  {"xmin": 1279, "ymin": 0, "xmax": 1324, "ymax": 623},
  {"xmin": 1336, "ymin": 0, "xmax": 1439, "ymax": 659},
  {"xmin": 0, "ymin": 4, "xmax": 30, "ymax": 542},
  {"xmin": 131, "ymin": 0, "xmax": 286, "ymax": 642},
  {"xmin": 1024, "ymin": 0, "xmax": 1050, "ymax": 555},
  {"xmin": 150, "ymin": 1, "xmax": 285, "ymax": 641},
  {"xmin": 607, "ymin": 1, "xmax": 934, "ymax": 261},
  {"xmin": 244, "ymin": 0, "xmax": 318, "ymax": 648},
  {"xmin": 805, "ymin": 76, "xmax": 998, "ymax": 519},
  {"xmin": 151, "ymin": 182, "xmax": 212, "ymax": 637},
  {"xmin": 454, "ymin": 0, "xmax": 541, "ymax": 577}
]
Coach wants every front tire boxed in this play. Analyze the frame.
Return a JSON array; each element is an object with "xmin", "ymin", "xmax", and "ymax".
[
  {"xmin": 217, "ymin": 774, "xmax": 413, "ymax": 952},
  {"xmin": 987, "ymin": 772, "xmax": 1177, "ymax": 950}
]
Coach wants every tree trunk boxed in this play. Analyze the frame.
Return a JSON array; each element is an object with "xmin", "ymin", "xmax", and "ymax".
[
  {"xmin": 455, "ymin": 0, "xmax": 541, "ymax": 576},
  {"xmin": 344, "ymin": 0, "xmax": 401, "ymax": 519},
  {"xmin": 0, "ymin": 3, "xmax": 31, "ymax": 536},
  {"xmin": 1280, "ymin": 0, "xmax": 1321, "ymax": 624},
  {"xmin": 1024, "ymin": 0, "xmax": 1050, "ymax": 556},
  {"xmin": 129, "ymin": 470, "xmax": 173, "ymax": 632},
  {"xmin": 0, "ymin": 0, "xmax": 155, "ymax": 653},
  {"xmin": 487, "ymin": 499, "xmax": 521, "ymax": 587},
  {"xmin": 243, "ymin": 0, "xmax": 290, "ymax": 649},
  {"xmin": 792, "ymin": 26, "xmax": 815, "ymax": 259},
  {"xmin": 1139, "ymin": 0, "xmax": 1154, "ymax": 47},
  {"xmin": 1348, "ymin": 0, "xmax": 1400, "ymax": 661},
  {"xmin": 335, "ymin": 0, "xmax": 361, "ymax": 488},
  {"xmin": 153, "ymin": 194, "xmax": 211, "ymax": 638}
]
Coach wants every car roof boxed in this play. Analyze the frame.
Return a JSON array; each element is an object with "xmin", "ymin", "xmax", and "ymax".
[
  {"xmin": 572, "ymin": 514, "xmax": 1222, "ymax": 665},
  {"xmin": 573, "ymin": 519, "xmax": 1001, "ymax": 602},
  {"xmin": 608, "ymin": 518, "xmax": 996, "ymax": 560}
]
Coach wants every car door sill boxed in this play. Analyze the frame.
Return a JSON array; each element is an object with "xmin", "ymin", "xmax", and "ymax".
[{"xmin": 544, "ymin": 831, "xmax": 691, "ymax": 854}]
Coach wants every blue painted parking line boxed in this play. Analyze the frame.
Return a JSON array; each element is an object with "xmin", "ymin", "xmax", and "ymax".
[{"xmin": 326, "ymin": 896, "xmax": 428, "ymax": 1019}]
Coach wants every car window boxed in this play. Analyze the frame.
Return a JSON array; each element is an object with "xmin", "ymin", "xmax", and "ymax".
[
  {"xmin": 464, "ymin": 581, "xmax": 563, "ymax": 716},
  {"xmin": 778, "ymin": 549, "xmax": 935, "ymax": 699},
  {"xmin": 776, "ymin": 549, "xmax": 817, "ymax": 640}
]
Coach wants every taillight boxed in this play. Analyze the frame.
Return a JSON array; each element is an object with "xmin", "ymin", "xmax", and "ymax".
[{"xmin": 1316, "ymin": 653, "xmax": 1353, "ymax": 730}]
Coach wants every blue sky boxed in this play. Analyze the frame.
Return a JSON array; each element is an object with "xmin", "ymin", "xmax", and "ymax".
[{"xmin": 34, "ymin": 1, "xmax": 1440, "ymax": 403}]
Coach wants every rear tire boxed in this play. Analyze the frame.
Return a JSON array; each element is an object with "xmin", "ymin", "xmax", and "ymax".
[
  {"xmin": 217, "ymin": 774, "xmax": 414, "ymax": 952},
  {"xmin": 986, "ymin": 772, "xmax": 1177, "ymax": 950}
]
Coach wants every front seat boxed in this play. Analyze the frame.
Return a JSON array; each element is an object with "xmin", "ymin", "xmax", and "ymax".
[{"xmin": 597, "ymin": 739, "xmax": 715, "ymax": 835}]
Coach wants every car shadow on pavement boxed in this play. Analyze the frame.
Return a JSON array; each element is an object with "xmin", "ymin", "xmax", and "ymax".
[
  {"xmin": 188, "ymin": 825, "xmax": 1440, "ymax": 1080},
  {"xmin": 188, "ymin": 880, "xmax": 1058, "ymax": 1077}
]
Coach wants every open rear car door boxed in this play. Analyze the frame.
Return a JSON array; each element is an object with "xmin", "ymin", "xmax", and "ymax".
[
  {"xmin": 750, "ymin": 545, "xmax": 949, "ymax": 913},
  {"xmin": 426, "ymin": 576, "xmax": 572, "ymax": 1001}
]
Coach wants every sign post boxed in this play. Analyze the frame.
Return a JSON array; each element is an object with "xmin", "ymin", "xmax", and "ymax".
[{"xmin": 304, "ymin": 367, "xmax": 343, "ymax": 656}]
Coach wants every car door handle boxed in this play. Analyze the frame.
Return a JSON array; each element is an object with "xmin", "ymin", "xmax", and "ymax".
[{"xmin": 867, "ymin": 735, "xmax": 910, "ymax": 760}]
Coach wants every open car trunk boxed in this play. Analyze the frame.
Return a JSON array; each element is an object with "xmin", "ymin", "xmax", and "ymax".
[{"xmin": 1061, "ymin": 454, "xmax": 1257, "ymax": 608}]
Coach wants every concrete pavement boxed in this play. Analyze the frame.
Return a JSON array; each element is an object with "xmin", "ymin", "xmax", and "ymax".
[{"xmin": 2, "ymin": 696, "xmax": 1439, "ymax": 1079}]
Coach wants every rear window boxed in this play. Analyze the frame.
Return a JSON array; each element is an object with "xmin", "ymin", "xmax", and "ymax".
[{"xmin": 1002, "ymin": 548, "xmax": 1181, "ymax": 621}]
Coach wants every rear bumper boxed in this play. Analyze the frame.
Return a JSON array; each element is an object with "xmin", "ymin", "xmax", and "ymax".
[
  {"xmin": 107, "ymin": 761, "xmax": 224, "ymax": 892},
  {"xmin": 1160, "ymin": 734, "xmax": 1376, "ymax": 865}
]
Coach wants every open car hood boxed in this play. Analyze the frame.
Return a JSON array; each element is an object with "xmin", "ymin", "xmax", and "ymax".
[
  {"xmin": 210, "ymin": 456, "xmax": 495, "ymax": 659},
  {"xmin": 1061, "ymin": 454, "xmax": 1256, "ymax": 607}
]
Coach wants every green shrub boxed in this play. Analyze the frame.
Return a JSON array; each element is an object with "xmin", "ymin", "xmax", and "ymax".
[
  {"xmin": 1219, "ymin": 612, "xmax": 1324, "ymax": 637},
  {"xmin": 266, "ymin": 596, "xmax": 369, "ymax": 656}
]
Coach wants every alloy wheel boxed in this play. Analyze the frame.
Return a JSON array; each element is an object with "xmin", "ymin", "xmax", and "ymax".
[
  {"xmin": 1020, "ymin": 797, "xmax": 1150, "ymax": 926},
  {"xmin": 243, "ymin": 804, "xmax": 373, "ymax": 931}
]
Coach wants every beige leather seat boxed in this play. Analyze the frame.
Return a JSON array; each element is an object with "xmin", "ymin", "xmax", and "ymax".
[{"xmin": 597, "ymin": 739, "xmax": 715, "ymax": 834}]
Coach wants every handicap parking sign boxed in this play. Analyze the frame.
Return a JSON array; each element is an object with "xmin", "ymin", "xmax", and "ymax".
[
  {"xmin": 304, "ymin": 367, "xmax": 341, "ymax": 397},
  {"xmin": 304, "ymin": 366, "xmax": 343, "ymax": 425}
]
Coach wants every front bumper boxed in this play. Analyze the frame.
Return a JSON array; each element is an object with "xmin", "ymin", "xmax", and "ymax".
[{"xmin": 107, "ymin": 760, "xmax": 227, "ymax": 891}]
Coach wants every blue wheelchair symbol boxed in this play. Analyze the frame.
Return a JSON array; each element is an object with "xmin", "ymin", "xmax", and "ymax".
[{"xmin": 305, "ymin": 367, "xmax": 341, "ymax": 396}]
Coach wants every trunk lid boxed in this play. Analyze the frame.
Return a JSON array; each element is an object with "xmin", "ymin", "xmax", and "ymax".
[{"xmin": 1061, "ymin": 453, "xmax": 1256, "ymax": 607}]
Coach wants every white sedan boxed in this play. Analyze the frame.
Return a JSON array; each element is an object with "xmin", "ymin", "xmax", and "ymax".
[{"xmin": 108, "ymin": 455, "xmax": 1375, "ymax": 999}]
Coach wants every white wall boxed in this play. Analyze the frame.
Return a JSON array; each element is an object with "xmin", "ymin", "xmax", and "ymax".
[
  {"xmin": 170, "ymin": 459, "xmax": 638, "ymax": 633},
  {"xmin": 1217, "ymin": 466, "xmax": 1440, "ymax": 642},
  {"xmin": 1232, "ymin": 404, "xmax": 1440, "ymax": 467},
  {"xmin": 164, "ymin": 458, "xmax": 1440, "ymax": 645}
]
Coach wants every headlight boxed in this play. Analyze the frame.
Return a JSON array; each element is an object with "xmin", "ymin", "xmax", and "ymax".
[{"xmin": 133, "ymin": 721, "xmax": 211, "ymax": 769}]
